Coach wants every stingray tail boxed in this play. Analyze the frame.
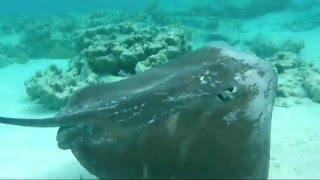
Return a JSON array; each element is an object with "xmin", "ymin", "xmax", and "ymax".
[
  {"xmin": 0, "ymin": 107, "xmax": 99, "ymax": 127},
  {"xmin": 0, "ymin": 110, "xmax": 98, "ymax": 128},
  {"xmin": 0, "ymin": 116, "xmax": 62, "ymax": 127}
]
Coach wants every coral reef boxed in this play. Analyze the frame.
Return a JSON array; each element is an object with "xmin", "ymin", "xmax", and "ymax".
[
  {"xmin": 0, "ymin": 55, "xmax": 14, "ymax": 68},
  {"xmin": 3, "ymin": 15, "xmax": 82, "ymax": 59},
  {"xmin": 19, "ymin": 19, "xmax": 78, "ymax": 59},
  {"xmin": 186, "ymin": 0, "xmax": 290, "ymax": 19},
  {"xmin": 25, "ymin": 64, "xmax": 98, "ymax": 109},
  {"xmin": 248, "ymin": 35, "xmax": 279, "ymax": 58},
  {"xmin": 285, "ymin": 19, "xmax": 320, "ymax": 32},
  {"xmin": 25, "ymin": 21, "xmax": 191, "ymax": 109},
  {"xmin": 303, "ymin": 76, "xmax": 320, "ymax": 103},
  {"xmin": 203, "ymin": 33, "xmax": 239, "ymax": 46},
  {"xmin": 86, "ymin": 10, "xmax": 124, "ymax": 27},
  {"xmin": 172, "ymin": 16, "xmax": 219, "ymax": 30},
  {"xmin": 0, "ymin": 23, "xmax": 15, "ymax": 34},
  {"xmin": 228, "ymin": 0, "xmax": 290, "ymax": 18},
  {"xmin": 73, "ymin": 22, "xmax": 191, "ymax": 74},
  {"xmin": 248, "ymin": 35, "xmax": 305, "ymax": 58},
  {"xmin": 0, "ymin": 44, "xmax": 29, "ymax": 68},
  {"xmin": 267, "ymin": 51, "xmax": 320, "ymax": 107},
  {"xmin": 284, "ymin": 10, "xmax": 320, "ymax": 32}
]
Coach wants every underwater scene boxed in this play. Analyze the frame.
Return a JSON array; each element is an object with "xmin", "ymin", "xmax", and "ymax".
[{"xmin": 0, "ymin": 0, "xmax": 319, "ymax": 179}]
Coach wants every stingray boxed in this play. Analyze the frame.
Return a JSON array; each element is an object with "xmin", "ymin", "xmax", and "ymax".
[{"xmin": 0, "ymin": 44, "xmax": 277, "ymax": 179}]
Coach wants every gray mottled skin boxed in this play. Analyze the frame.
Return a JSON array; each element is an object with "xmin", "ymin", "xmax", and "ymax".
[{"xmin": 0, "ymin": 44, "xmax": 277, "ymax": 179}]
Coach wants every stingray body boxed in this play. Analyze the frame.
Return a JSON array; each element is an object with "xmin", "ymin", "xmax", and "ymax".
[{"xmin": 0, "ymin": 44, "xmax": 277, "ymax": 179}]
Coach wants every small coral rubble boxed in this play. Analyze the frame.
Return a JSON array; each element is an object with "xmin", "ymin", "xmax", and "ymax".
[{"xmin": 267, "ymin": 52, "xmax": 320, "ymax": 107}]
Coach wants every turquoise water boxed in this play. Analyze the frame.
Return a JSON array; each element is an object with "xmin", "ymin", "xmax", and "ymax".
[{"xmin": 0, "ymin": 0, "xmax": 320, "ymax": 179}]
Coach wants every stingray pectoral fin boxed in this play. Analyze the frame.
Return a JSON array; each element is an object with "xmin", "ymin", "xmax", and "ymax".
[{"xmin": 0, "ymin": 116, "xmax": 62, "ymax": 127}]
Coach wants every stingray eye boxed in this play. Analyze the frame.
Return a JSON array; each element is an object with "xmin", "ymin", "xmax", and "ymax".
[{"xmin": 217, "ymin": 86, "xmax": 237, "ymax": 102}]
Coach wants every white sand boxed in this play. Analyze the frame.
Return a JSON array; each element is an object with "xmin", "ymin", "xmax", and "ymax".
[{"xmin": 269, "ymin": 101, "xmax": 320, "ymax": 179}]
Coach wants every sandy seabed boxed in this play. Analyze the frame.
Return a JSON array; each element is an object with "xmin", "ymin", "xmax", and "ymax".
[{"xmin": 0, "ymin": 58, "xmax": 319, "ymax": 179}]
